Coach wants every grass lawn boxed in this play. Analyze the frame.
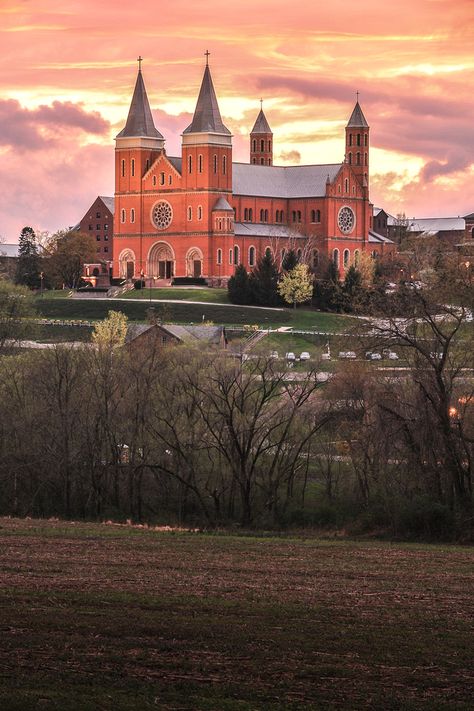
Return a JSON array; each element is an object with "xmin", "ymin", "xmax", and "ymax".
[
  {"xmin": 35, "ymin": 296, "xmax": 356, "ymax": 332},
  {"xmin": 0, "ymin": 518, "xmax": 472, "ymax": 711},
  {"xmin": 119, "ymin": 287, "xmax": 230, "ymax": 303}
]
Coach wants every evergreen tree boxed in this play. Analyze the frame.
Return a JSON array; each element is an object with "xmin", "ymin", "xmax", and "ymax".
[
  {"xmin": 313, "ymin": 259, "xmax": 344, "ymax": 312},
  {"xmin": 228, "ymin": 264, "xmax": 251, "ymax": 304},
  {"xmin": 249, "ymin": 252, "xmax": 281, "ymax": 306},
  {"xmin": 342, "ymin": 265, "xmax": 364, "ymax": 312},
  {"xmin": 282, "ymin": 248, "xmax": 299, "ymax": 272},
  {"xmin": 15, "ymin": 226, "xmax": 41, "ymax": 288}
]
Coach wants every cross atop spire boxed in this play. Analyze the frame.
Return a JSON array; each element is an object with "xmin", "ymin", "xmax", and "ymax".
[
  {"xmin": 260, "ymin": 98, "xmax": 263, "ymax": 109},
  {"xmin": 137, "ymin": 55, "xmax": 143, "ymax": 71},
  {"xmin": 204, "ymin": 50, "xmax": 210, "ymax": 66},
  {"xmin": 356, "ymin": 90, "xmax": 359, "ymax": 101}
]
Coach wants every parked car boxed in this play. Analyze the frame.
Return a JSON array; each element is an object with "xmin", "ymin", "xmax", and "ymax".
[
  {"xmin": 383, "ymin": 349, "xmax": 399, "ymax": 360},
  {"xmin": 286, "ymin": 352, "xmax": 296, "ymax": 361},
  {"xmin": 339, "ymin": 351, "xmax": 357, "ymax": 359},
  {"xmin": 300, "ymin": 351, "xmax": 310, "ymax": 361},
  {"xmin": 321, "ymin": 352, "xmax": 331, "ymax": 361}
]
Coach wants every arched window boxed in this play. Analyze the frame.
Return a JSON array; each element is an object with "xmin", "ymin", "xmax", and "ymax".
[
  {"xmin": 357, "ymin": 133, "xmax": 361, "ymax": 146},
  {"xmin": 160, "ymin": 172, "xmax": 165, "ymax": 185},
  {"xmin": 130, "ymin": 208, "xmax": 135, "ymax": 223},
  {"xmin": 188, "ymin": 155, "xmax": 192, "ymax": 173},
  {"xmin": 131, "ymin": 159, "xmax": 135, "ymax": 177},
  {"xmin": 354, "ymin": 249, "xmax": 360, "ymax": 267},
  {"xmin": 348, "ymin": 152, "xmax": 352, "ymax": 165},
  {"xmin": 252, "ymin": 139, "xmax": 256, "ymax": 152},
  {"xmin": 268, "ymin": 140, "xmax": 272, "ymax": 152},
  {"xmin": 249, "ymin": 208, "xmax": 253, "ymax": 221},
  {"xmin": 217, "ymin": 248, "xmax": 222, "ymax": 265},
  {"xmin": 280, "ymin": 210, "xmax": 285, "ymax": 222},
  {"xmin": 312, "ymin": 249, "xmax": 319, "ymax": 268},
  {"xmin": 267, "ymin": 158, "xmax": 271, "ymax": 165},
  {"xmin": 146, "ymin": 159, "xmax": 150, "ymax": 172},
  {"xmin": 121, "ymin": 159, "xmax": 125, "ymax": 177},
  {"xmin": 222, "ymin": 155, "xmax": 227, "ymax": 175},
  {"xmin": 265, "ymin": 247, "xmax": 272, "ymax": 258},
  {"xmin": 234, "ymin": 245, "xmax": 240, "ymax": 266},
  {"xmin": 169, "ymin": 175, "xmax": 172, "ymax": 185},
  {"xmin": 198, "ymin": 154, "xmax": 203, "ymax": 173},
  {"xmin": 198, "ymin": 205, "xmax": 202, "ymax": 220},
  {"xmin": 213, "ymin": 154, "xmax": 218, "ymax": 174},
  {"xmin": 356, "ymin": 152, "xmax": 361, "ymax": 165},
  {"xmin": 120, "ymin": 209, "xmax": 126, "ymax": 223},
  {"xmin": 364, "ymin": 153, "xmax": 368, "ymax": 166},
  {"xmin": 187, "ymin": 206, "xmax": 192, "ymax": 221},
  {"xmin": 244, "ymin": 208, "xmax": 248, "ymax": 221},
  {"xmin": 364, "ymin": 134, "xmax": 368, "ymax": 146},
  {"xmin": 352, "ymin": 186, "xmax": 356, "ymax": 195},
  {"xmin": 218, "ymin": 218, "xmax": 222, "ymax": 230},
  {"xmin": 260, "ymin": 139, "xmax": 265, "ymax": 152},
  {"xmin": 249, "ymin": 246, "xmax": 256, "ymax": 267},
  {"xmin": 371, "ymin": 250, "xmax": 378, "ymax": 259},
  {"xmin": 343, "ymin": 249, "xmax": 350, "ymax": 268},
  {"xmin": 260, "ymin": 209, "xmax": 265, "ymax": 222},
  {"xmin": 264, "ymin": 209, "xmax": 269, "ymax": 222},
  {"xmin": 333, "ymin": 248, "xmax": 340, "ymax": 268},
  {"xmin": 349, "ymin": 134, "xmax": 353, "ymax": 147},
  {"xmin": 229, "ymin": 248, "xmax": 233, "ymax": 265},
  {"xmin": 153, "ymin": 175, "xmax": 157, "ymax": 186},
  {"xmin": 292, "ymin": 211, "xmax": 296, "ymax": 222},
  {"xmin": 345, "ymin": 178, "xmax": 349, "ymax": 193},
  {"xmin": 252, "ymin": 158, "xmax": 256, "ymax": 164},
  {"xmin": 260, "ymin": 158, "xmax": 265, "ymax": 165},
  {"xmin": 316, "ymin": 209, "xmax": 320, "ymax": 222},
  {"xmin": 297, "ymin": 210, "xmax": 302, "ymax": 223}
]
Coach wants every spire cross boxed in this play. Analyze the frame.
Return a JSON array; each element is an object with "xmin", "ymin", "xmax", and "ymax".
[
  {"xmin": 356, "ymin": 90, "xmax": 359, "ymax": 102},
  {"xmin": 204, "ymin": 50, "xmax": 210, "ymax": 65},
  {"xmin": 260, "ymin": 98, "xmax": 263, "ymax": 109},
  {"xmin": 137, "ymin": 56, "xmax": 143, "ymax": 71}
]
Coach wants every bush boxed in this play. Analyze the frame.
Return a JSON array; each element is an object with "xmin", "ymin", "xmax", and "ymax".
[{"xmin": 134, "ymin": 279, "xmax": 145, "ymax": 290}]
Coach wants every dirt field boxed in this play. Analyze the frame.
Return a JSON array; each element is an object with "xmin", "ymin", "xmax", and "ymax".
[{"xmin": 0, "ymin": 518, "xmax": 473, "ymax": 710}]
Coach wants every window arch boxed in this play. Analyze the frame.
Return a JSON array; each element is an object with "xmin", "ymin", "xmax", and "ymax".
[
  {"xmin": 229, "ymin": 248, "xmax": 233, "ymax": 265},
  {"xmin": 265, "ymin": 247, "xmax": 272, "ymax": 258},
  {"xmin": 131, "ymin": 159, "xmax": 135, "ymax": 177},
  {"xmin": 234, "ymin": 245, "xmax": 240, "ymax": 265},
  {"xmin": 213, "ymin": 154, "xmax": 217, "ymax": 174},
  {"xmin": 130, "ymin": 208, "xmax": 135, "ymax": 224},
  {"xmin": 364, "ymin": 134, "xmax": 368, "ymax": 147},
  {"xmin": 120, "ymin": 208, "xmax": 126, "ymax": 224},
  {"xmin": 252, "ymin": 158, "xmax": 256, "ymax": 164},
  {"xmin": 357, "ymin": 133, "xmax": 361, "ymax": 146},
  {"xmin": 198, "ymin": 205, "xmax": 203, "ymax": 220},
  {"xmin": 268, "ymin": 140, "xmax": 271, "ymax": 152},
  {"xmin": 264, "ymin": 209, "xmax": 269, "ymax": 222},
  {"xmin": 188, "ymin": 155, "xmax": 192, "ymax": 174},
  {"xmin": 356, "ymin": 152, "xmax": 361, "ymax": 165},
  {"xmin": 348, "ymin": 152, "xmax": 352, "ymax": 165},
  {"xmin": 343, "ymin": 249, "xmax": 350, "ymax": 268},
  {"xmin": 249, "ymin": 208, "xmax": 253, "ymax": 221},
  {"xmin": 252, "ymin": 139, "xmax": 256, "ymax": 152},
  {"xmin": 260, "ymin": 208, "xmax": 265, "ymax": 222},
  {"xmin": 187, "ymin": 206, "xmax": 192, "ymax": 221},
  {"xmin": 222, "ymin": 155, "xmax": 227, "ymax": 175},
  {"xmin": 121, "ymin": 159, "xmax": 125, "ymax": 177},
  {"xmin": 354, "ymin": 249, "xmax": 360, "ymax": 267},
  {"xmin": 260, "ymin": 139, "xmax": 265, "ymax": 152},
  {"xmin": 248, "ymin": 245, "xmax": 256, "ymax": 267},
  {"xmin": 349, "ymin": 134, "xmax": 353, "ymax": 146},
  {"xmin": 217, "ymin": 248, "xmax": 222, "ymax": 265},
  {"xmin": 333, "ymin": 248, "xmax": 340, "ymax": 268},
  {"xmin": 198, "ymin": 154, "xmax": 203, "ymax": 173},
  {"xmin": 153, "ymin": 175, "xmax": 157, "ymax": 186},
  {"xmin": 345, "ymin": 178, "xmax": 349, "ymax": 193},
  {"xmin": 364, "ymin": 153, "xmax": 368, "ymax": 166},
  {"xmin": 244, "ymin": 208, "xmax": 248, "ymax": 221}
]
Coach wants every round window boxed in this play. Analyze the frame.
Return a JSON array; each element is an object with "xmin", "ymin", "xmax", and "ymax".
[
  {"xmin": 152, "ymin": 201, "xmax": 173, "ymax": 230},
  {"xmin": 338, "ymin": 206, "xmax": 355, "ymax": 235}
]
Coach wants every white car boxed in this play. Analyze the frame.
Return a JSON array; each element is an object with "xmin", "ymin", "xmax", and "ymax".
[
  {"xmin": 300, "ymin": 351, "xmax": 310, "ymax": 361},
  {"xmin": 339, "ymin": 351, "xmax": 357, "ymax": 359},
  {"xmin": 383, "ymin": 350, "xmax": 399, "ymax": 360},
  {"xmin": 286, "ymin": 352, "xmax": 296, "ymax": 361}
]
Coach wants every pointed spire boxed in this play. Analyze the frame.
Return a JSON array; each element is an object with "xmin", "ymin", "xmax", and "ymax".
[
  {"xmin": 251, "ymin": 107, "xmax": 272, "ymax": 134},
  {"xmin": 346, "ymin": 100, "xmax": 369, "ymax": 128},
  {"xmin": 116, "ymin": 62, "xmax": 163, "ymax": 139},
  {"xmin": 183, "ymin": 64, "xmax": 230, "ymax": 135}
]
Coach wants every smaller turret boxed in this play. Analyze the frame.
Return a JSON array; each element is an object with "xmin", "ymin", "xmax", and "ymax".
[{"xmin": 250, "ymin": 102, "xmax": 273, "ymax": 165}]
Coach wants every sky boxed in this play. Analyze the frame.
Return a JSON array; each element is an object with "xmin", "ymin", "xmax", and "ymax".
[{"xmin": 1, "ymin": 0, "xmax": 474, "ymax": 241}]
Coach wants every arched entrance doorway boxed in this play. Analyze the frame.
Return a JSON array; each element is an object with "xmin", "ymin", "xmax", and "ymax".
[
  {"xmin": 148, "ymin": 242, "xmax": 175, "ymax": 279},
  {"xmin": 186, "ymin": 247, "xmax": 204, "ymax": 278},
  {"xmin": 118, "ymin": 249, "xmax": 136, "ymax": 280}
]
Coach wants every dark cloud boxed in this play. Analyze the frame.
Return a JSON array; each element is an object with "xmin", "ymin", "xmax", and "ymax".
[{"xmin": 0, "ymin": 99, "xmax": 110, "ymax": 151}]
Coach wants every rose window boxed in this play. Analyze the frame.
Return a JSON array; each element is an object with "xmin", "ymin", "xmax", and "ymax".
[
  {"xmin": 338, "ymin": 206, "xmax": 355, "ymax": 235},
  {"xmin": 152, "ymin": 201, "xmax": 173, "ymax": 230}
]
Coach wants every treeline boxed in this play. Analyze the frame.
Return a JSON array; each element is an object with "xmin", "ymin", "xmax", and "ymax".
[{"xmin": 0, "ymin": 299, "xmax": 472, "ymax": 540}]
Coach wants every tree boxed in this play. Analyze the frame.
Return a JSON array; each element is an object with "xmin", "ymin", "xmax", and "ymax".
[
  {"xmin": 313, "ymin": 259, "xmax": 344, "ymax": 312},
  {"xmin": 0, "ymin": 281, "xmax": 36, "ymax": 352},
  {"xmin": 15, "ymin": 227, "xmax": 41, "ymax": 288},
  {"xmin": 342, "ymin": 265, "xmax": 365, "ymax": 312},
  {"xmin": 249, "ymin": 251, "xmax": 281, "ymax": 306},
  {"xmin": 92, "ymin": 310, "xmax": 128, "ymax": 351},
  {"xmin": 282, "ymin": 248, "xmax": 299, "ymax": 272},
  {"xmin": 228, "ymin": 264, "xmax": 251, "ymax": 304},
  {"xmin": 44, "ymin": 230, "xmax": 96, "ymax": 288},
  {"xmin": 278, "ymin": 263, "xmax": 313, "ymax": 308}
]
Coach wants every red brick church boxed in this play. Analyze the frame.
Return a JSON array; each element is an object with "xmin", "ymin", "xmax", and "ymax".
[{"xmin": 113, "ymin": 57, "xmax": 392, "ymax": 284}]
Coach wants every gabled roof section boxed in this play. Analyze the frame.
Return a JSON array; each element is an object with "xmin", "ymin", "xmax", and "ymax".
[
  {"xmin": 251, "ymin": 109, "xmax": 272, "ymax": 134},
  {"xmin": 232, "ymin": 162, "xmax": 341, "ymax": 198},
  {"xmin": 99, "ymin": 196, "xmax": 115, "ymax": 214},
  {"xmin": 407, "ymin": 217, "xmax": 465, "ymax": 233},
  {"xmin": 347, "ymin": 101, "xmax": 369, "ymax": 129},
  {"xmin": 116, "ymin": 69, "xmax": 163, "ymax": 139},
  {"xmin": 183, "ymin": 65, "xmax": 231, "ymax": 135},
  {"xmin": 213, "ymin": 197, "xmax": 233, "ymax": 211}
]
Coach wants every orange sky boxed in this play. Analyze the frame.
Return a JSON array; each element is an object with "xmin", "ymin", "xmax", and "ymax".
[{"xmin": 1, "ymin": 0, "xmax": 474, "ymax": 240}]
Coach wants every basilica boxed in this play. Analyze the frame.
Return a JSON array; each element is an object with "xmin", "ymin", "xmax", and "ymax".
[{"xmin": 113, "ymin": 58, "xmax": 393, "ymax": 284}]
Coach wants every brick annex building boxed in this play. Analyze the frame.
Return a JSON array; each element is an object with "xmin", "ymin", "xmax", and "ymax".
[{"xmin": 113, "ymin": 58, "xmax": 393, "ymax": 284}]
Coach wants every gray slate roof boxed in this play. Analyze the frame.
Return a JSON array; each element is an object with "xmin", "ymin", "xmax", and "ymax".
[
  {"xmin": 233, "ymin": 162, "xmax": 341, "ymax": 198},
  {"xmin": 168, "ymin": 156, "xmax": 183, "ymax": 173},
  {"xmin": 162, "ymin": 324, "xmax": 224, "ymax": 344},
  {"xmin": 347, "ymin": 102, "xmax": 369, "ymax": 128},
  {"xmin": 116, "ymin": 70, "xmax": 163, "ymax": 140},
  {"xmin": 234, "ymin": 222, "xmax": 306, "ymax": 239},
  {"xmin": 183, "ymin": 65, "xmax": 231, "ymax": 135},
  {"xmin": 407, "ymin": 217, "xmax": 465, "ymax": 233},
  {"xmin": 0, "ymin": 243, "xmax": 20, "ymax": 258},
  {"xmin": 99, "ymin": 196, "xmax": 115, "ymax": 214},
  {"xmin": 251, "ymin": 109, "xmax": 272, "ymax": 134},
  {"xmin": 368, "ymin": 230, "xmax": 394, "ymax": 244},
  {"xmin": 213, "ymin": 196, "xmax": 233, "ymax": 211}
]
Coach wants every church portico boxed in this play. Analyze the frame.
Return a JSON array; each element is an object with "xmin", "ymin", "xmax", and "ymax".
[{"xmin": 147, "ymin": 241, "xmax": 175, "ymax": 280}]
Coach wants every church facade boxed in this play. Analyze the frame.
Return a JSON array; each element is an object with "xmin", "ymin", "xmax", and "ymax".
[{"xmin": 113, "ymin": 59, "xmax": 391, "ymax": 284}]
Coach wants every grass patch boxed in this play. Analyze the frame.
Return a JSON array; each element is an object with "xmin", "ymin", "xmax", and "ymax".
[
  {"xmin": 0, "ymin": 517, "xmax": 473, "ymax": 710},
  {"xmin": 120, "ymin": 287, "xmax": 229, "ymax": 303}
]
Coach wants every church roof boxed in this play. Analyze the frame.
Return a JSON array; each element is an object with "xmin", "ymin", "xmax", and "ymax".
[
  {"xmin": 251, "ymin": 108, "xmax": 272, "ymax": 134},
  {"xmin": 234, "ymin": 223, "xmax": 306, "ymax": 239},
  {"xmin": 407, "ymin": 217, "xmax": 465, "ymax": 233},
  {"xmin": 0, "ymin": 243, "xmax": 20, "ymax": 258},
  {"xmin": 183, "ymin": 65, "xmax": 231, "ymax": 135},
  {"xmin": 116, "ymin": 70, "xmax": 163, "ymax": 139},
  {"xmin": 368, "ymin": 230, "xmax": 394, "ymax": 244},
  {"xmin": 213, "ymin": 197, "xmax": 234, "ymax": 211},
  {"xmin": 162, "ymin": 324, "xmax": 225, "ymax": 344},
  {"xmin": 232, "ymin": 162, "xmax": 341, "ymax": 198},
  {"xmin": 347, "ymin": 101, "xmax": 369, "ymax": 128}
]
